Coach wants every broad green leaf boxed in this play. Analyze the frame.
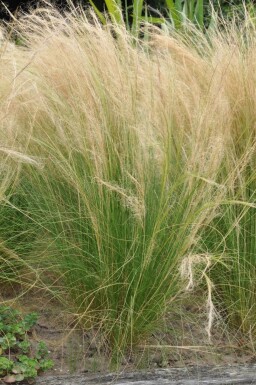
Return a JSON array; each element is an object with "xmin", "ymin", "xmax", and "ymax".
[
  {"xmin": 195, "ymin": 0, "xmax": 204, "ymax": 28},
  {"xmin": 140, "ymin": 16, "xmax": 165, "ymax": 24},
  {"xmin": 104, "ymin": 0, "xmax": 123, "ymax": 24},
  {"xmin": 188, "ymin": 0, "xmax": 196, "ymax": 21},
  {"xmin": 165, "ymin": 0, "xmax": 182, "ymax": 29},
  {"xmin": 11, "ymin": 365, "xmax": 22, "ymax": 374},
  {"xmin": 131, "ymin": 0, "xmax": 144, "ymax": 36},
  {"xmin": 88, "ymin": 0, "xmax": 107, "ymax": 24}
]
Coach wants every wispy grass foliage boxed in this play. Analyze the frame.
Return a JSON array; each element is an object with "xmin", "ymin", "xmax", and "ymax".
[
  {"xmin": 2, "ymin": 5, "xmax": 256, "ymax": 359},
  {"xmin": 199, "ymin": 21, "xmax": 256, "ymax": 338}
]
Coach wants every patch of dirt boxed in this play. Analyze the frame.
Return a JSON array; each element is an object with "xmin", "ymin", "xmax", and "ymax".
[{"xmin": 1, "ymin": 290, "xmax": 256, "ymax": 379}]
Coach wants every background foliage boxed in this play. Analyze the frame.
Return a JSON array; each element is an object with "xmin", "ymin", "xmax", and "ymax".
[{"xmin": 1, "ymin": 1, "xmax": 256, "ymax": 28}]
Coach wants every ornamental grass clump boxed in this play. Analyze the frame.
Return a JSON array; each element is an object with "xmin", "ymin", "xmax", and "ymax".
[
  {"xmin": 0, "ymin": 8, "xmax": 227, "ymax": 358},
  {"xmin": 2, "ymin": 4, "xmax": 256, "ymax": 360}
]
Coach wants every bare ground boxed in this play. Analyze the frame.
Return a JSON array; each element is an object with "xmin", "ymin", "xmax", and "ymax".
[
  {"xmin": 1, "ymin": 288, "xmax": 256, "ymax": 383},
  {"xmin": 14, "ymin": 295, "xmax": 256, "ymax": 375}
]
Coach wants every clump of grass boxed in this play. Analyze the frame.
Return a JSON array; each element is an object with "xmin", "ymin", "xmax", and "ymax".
[
  {"xmin": 2, "ymin": 4, "xmax": 256, "ymax": 362},
  {"xmin": 1, "ymin": 7, "xmax": 228, "ymax": 360}
]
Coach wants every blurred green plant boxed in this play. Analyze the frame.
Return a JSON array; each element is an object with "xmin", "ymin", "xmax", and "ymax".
[
  {"xmin": 85, "ymin": 0, "xmax": 256, "ymax": 35},
  {"xmin": 0, "ymin": 306, "xmax": 53, "ymax": 383},
  {"xmin": 164, "ymin": 0, "xmax": 204, "ymax": 29},
  {"xmin": 86, "ymin": 0, "xmax": 205, "ymax": 35}
]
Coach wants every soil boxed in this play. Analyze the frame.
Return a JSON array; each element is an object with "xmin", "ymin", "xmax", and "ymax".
[{"xmin": 1, "ymin": 289, "xmax": 256, "ymax": 383}]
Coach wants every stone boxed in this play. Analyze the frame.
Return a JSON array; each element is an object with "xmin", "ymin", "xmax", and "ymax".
[{"xmin": 36, "ymin": 364, "xmax": 256, "ymax": 385}]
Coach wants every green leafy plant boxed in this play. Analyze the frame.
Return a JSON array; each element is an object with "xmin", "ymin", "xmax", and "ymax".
[
  {"xmin": 87, "ymin": 0, "xmax": 206, "ymax": 35},
  {"xmin": 87, "ymin": 0, "xmax": 144, "ymax": 36},
  {"xmin": 165, "ymin": 0, "xmax": 204, "ymax": 29},
  {"xmin": 0, "ymin": 306, "xmax": 53, "ymax": 383}
]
